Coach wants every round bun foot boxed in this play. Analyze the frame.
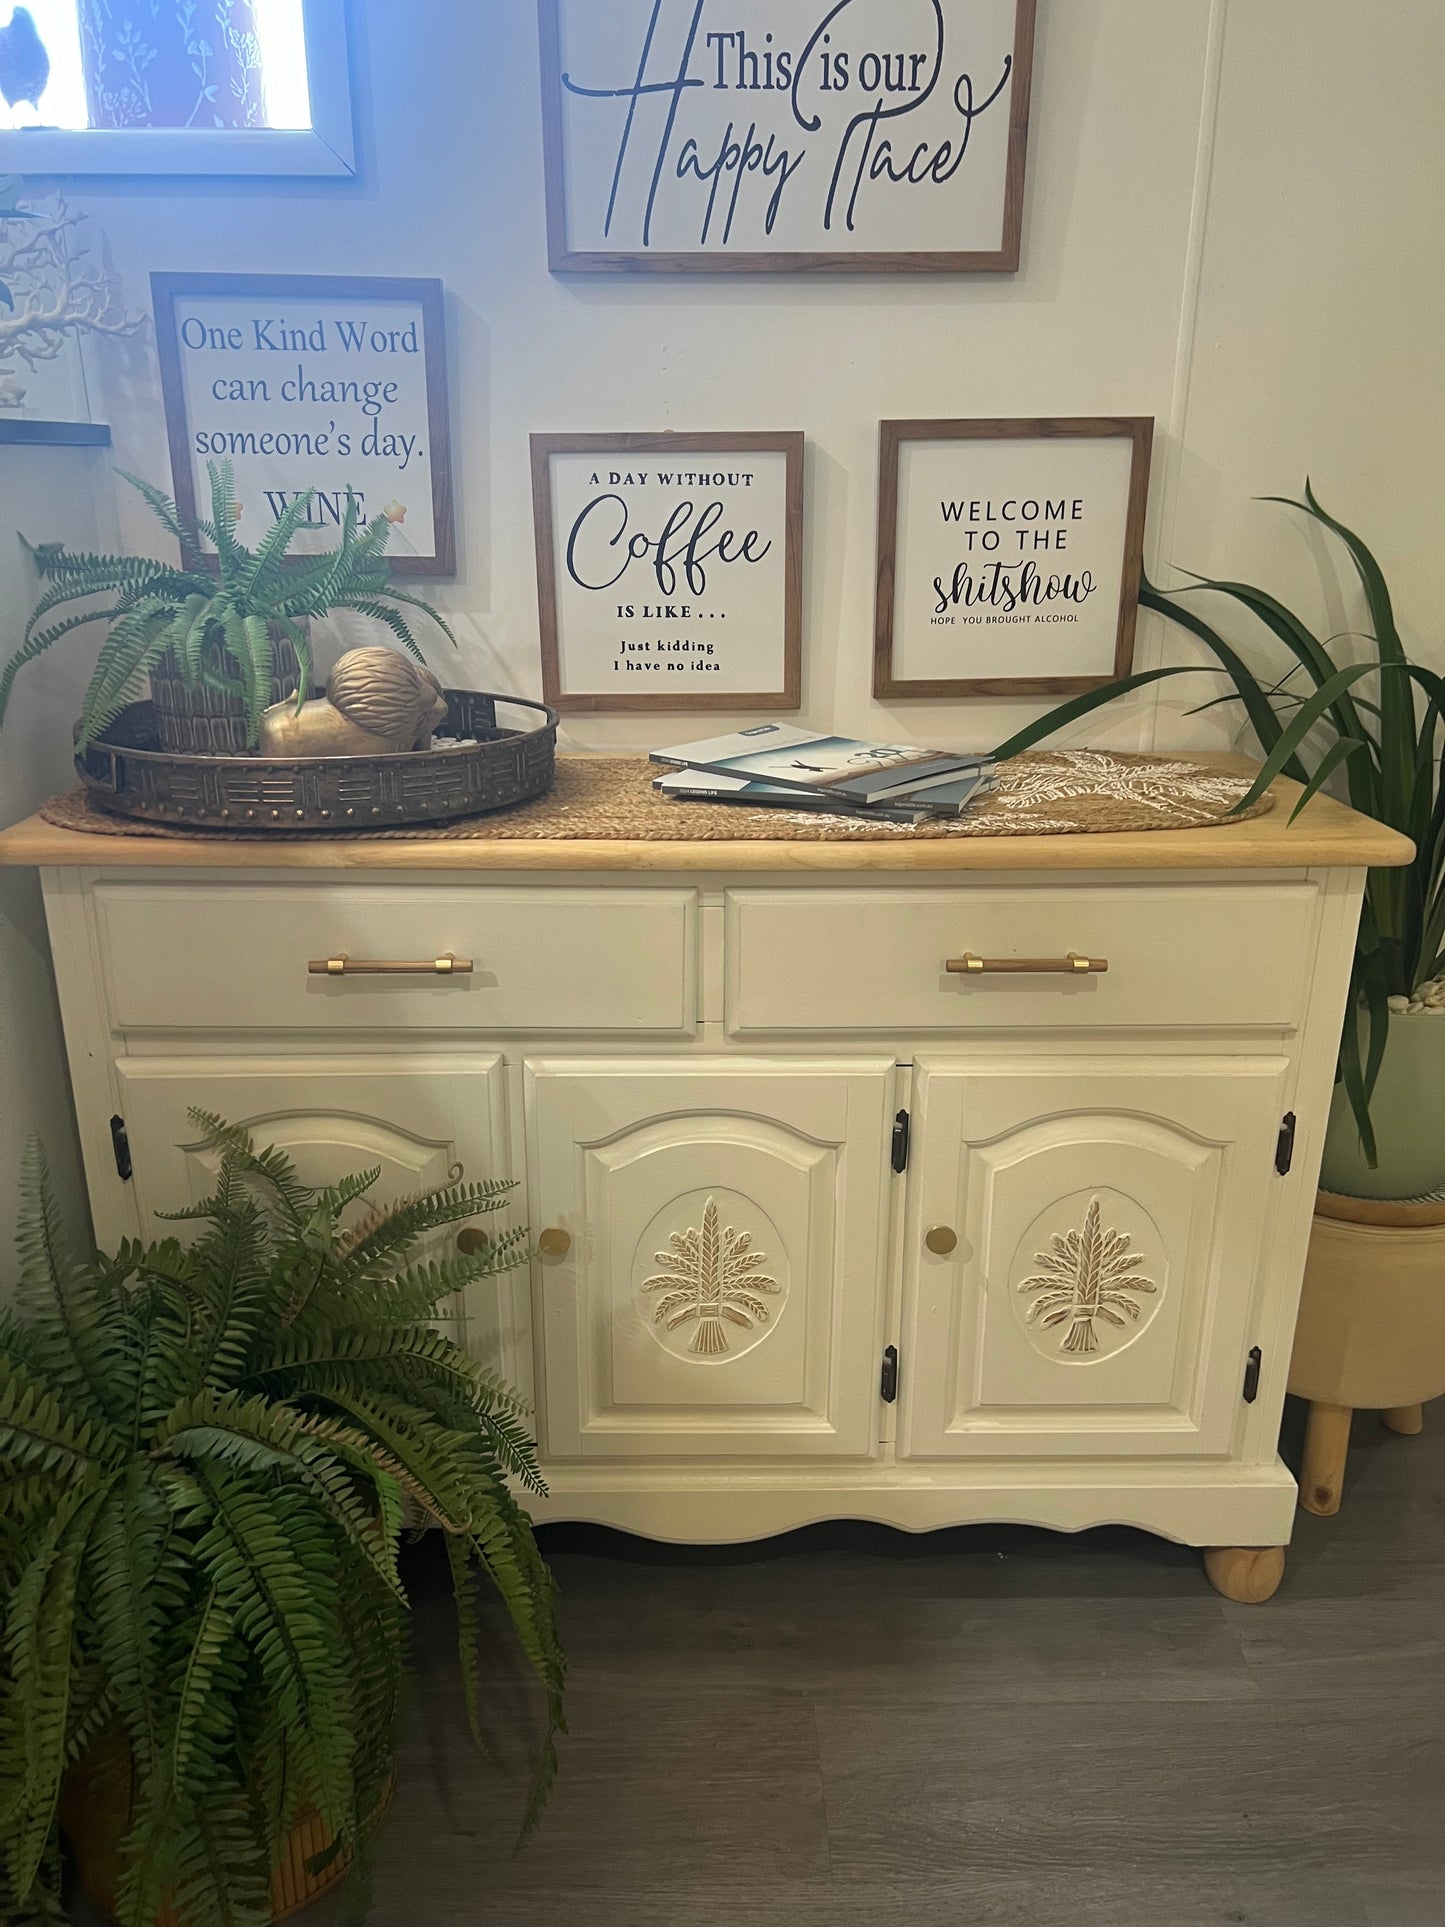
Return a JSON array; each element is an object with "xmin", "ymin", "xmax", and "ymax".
[
  {"xmin": 1204, "ymin": 1545, "xmax": 1286, "ymax": 1604},
  {"xmin": 1382, "ymin": 1404, "xmax": 1424, "ymax": 1437}
]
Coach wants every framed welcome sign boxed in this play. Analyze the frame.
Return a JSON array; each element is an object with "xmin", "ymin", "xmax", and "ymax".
[
  {"xmin": 531, "ymin": 431, "xmax": 805, "ymax": 714},
  {"xmin": 874, "ymin": 417, "xmax": 1155, "ymax": 700},
  {"xmin": 538, "ymin": 0, "xmax": 1036, "ymax": 273}
]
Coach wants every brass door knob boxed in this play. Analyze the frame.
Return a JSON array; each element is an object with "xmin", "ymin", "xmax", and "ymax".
[
  {"xmin": 538, "ymin": 1227, "xmax": 572, "ymax": 1259},
  {"xmin": 456, "ymin": 1228, "xmax": 491, "ymax": 1257},
  {"xmin": 925, "ymin": 1225, "xmax": 959, "ymax": 1257}
]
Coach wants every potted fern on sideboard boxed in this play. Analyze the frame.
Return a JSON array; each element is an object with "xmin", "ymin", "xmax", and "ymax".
[
  {"xmin": 994, "ymin": 483, "xmax": 1445, "ymax": 1513},
  {"xmin": 0, "ymin": 460, "xmax": 454, "ymax": 755},
  {"xmin": 0, "ymin": 1116, "xmax": 564, "ymax": 1927}
]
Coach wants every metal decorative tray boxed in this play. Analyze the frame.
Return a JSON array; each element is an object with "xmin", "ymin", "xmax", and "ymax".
[{"xmin": 75, "ymin": 690, "xmax": 559, "ymax": 831}]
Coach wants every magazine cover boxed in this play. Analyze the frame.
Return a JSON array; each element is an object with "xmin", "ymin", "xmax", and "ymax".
[{"xmin": 651, "ymin": 724, "xmax": 990, "ymax": 810}]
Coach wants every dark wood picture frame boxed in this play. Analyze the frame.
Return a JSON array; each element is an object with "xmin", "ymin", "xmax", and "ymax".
[
  {"xmin": 537, "ymin": 0, "xmax": 1037, "ymax": 275},
  {"xmin": 873, "ymin": 416, "xmax": 1155, "ymax": 700},
  {"xmin": 151, "ymin": 272, "xmax": 456, "ymax": 578},
  {"xmin": 531, "ymin": 430, "xmax": 805, "ymax": 715}
]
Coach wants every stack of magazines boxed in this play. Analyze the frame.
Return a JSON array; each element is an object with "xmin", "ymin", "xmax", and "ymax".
[{"xmin": 651, "ymin": 724, "xmax": 996, "ymax": 824}]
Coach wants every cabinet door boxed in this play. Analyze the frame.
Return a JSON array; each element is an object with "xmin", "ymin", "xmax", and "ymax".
[
  {"xmin": 527, "ymin": 1059, "xmax": 896, "ymax": 1460},
  {"xmin": 899, "ymin": 1054, "xmax": 1291, "ymax": 1460},
  {"xmin": 113, "ymin": 1055, "xmax": 524, "ymax": 1382}
]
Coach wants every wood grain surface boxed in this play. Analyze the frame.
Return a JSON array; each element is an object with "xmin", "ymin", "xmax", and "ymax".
[
  {"xmin": 291, "ymin": 1397, "xmax": 1445, "ymax": 1927},
  {"xmin": 0, "ymin": 757, "xmax": 1414, "ymax": 873}
]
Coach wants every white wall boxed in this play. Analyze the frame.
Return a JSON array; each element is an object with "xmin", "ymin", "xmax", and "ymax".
[
  {"xmin": 0, "ymin": 450, "xmax": 115, "ymax": 1256},
  {"xmin": 69, "ymin": 0, "xmax": 1442, "ymax": 752},
  {"xmin": 2, "ymin": 1, "xmax": 1441, "ymax": 1225}
]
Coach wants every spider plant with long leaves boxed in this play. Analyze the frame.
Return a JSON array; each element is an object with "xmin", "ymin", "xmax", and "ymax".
[
  {"xmin": 0, "ymin": 1115, "xmax": 564, "ymax": 1927},
  {"xmin": 993, "ymin": 484, "xmax": 1444, "ymax": 1165},
  {"xmin": 0, "ymin": 460, "xmax": 455, "ymax": 751}
]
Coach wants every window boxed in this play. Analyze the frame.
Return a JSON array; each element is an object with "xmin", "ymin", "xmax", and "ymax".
[{"xmin": 0, "ymin": 0, "xmax": 351, "ymax": 174}]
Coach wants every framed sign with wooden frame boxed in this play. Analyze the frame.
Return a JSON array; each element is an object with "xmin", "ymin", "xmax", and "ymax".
[
  {"xmin": 874, "ymin": 417, "xmax": 1155, "ymax": 700},
  {"xmin": 538, "ymin": 0, "xmax": 1036, "ymax": 274},
  {"xmin": 152, "ymin": 272, "xmax": 456, "ymax": 578},
  {"xmin": 531, "ymin": 431, "xmax": 804, "ymax": 715}
]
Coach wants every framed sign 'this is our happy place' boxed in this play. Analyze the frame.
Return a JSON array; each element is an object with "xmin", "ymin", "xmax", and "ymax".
[{"xmin": 538, "ymin": 0, "xmax": 1037, "ymax": 272}]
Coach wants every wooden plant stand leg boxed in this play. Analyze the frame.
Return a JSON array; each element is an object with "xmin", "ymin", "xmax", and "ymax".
[
  {"xmin": 1382, "ymin": 1403, "xmax": 1424, "ymax": 1436},
  {"xmin": 1300, "ymin": 1400, "xmax": 1352, "ymax": 1516},
  {"xmin": 1204, "ymin": 1546, "xmax": 1286, "ymax": 1604}
]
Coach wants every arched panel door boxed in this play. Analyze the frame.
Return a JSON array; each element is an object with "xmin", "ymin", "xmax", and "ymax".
[
  {"xmin": 112, "ymin": 1055, "xmax": 525, "ymax": 1386},
  {"xmin": 899, "ymin": 1054, "xmax": 1292, "ymax": 1460},
  {"xmin": 526, "ymin": 1059, "xmax": 896, "ymax": 1460}
]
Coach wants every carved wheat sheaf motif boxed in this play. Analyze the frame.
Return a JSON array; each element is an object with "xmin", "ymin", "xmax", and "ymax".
[
  {"xmin": 642, "ymin": 1198, "xmax": 781, "ymax": 1357},
  {"xmin": 1018, "ymin": 1197, "xmax": 1158, "ymax": 1356}
]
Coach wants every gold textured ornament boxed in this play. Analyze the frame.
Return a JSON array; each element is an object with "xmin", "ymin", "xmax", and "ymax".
[{"xmin": 258, "ymin": 646, "xmax": 449, "ymax": 758}]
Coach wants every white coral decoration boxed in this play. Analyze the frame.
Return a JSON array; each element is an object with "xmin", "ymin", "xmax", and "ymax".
[
  {"xmin": 0, "ymin": 195, "xmax": 145, "ymax": 372},
  {"xmin": 642, "ymin": 1198, "xmax": 781, "ymax": 1356},
  {"xmin": 1018, "ymin": 1197, "xmax": 1158, "ymax": 1356},
  {"xmin": 992, "ymin": 752, "xmax": 1256, "ymax": 824}
]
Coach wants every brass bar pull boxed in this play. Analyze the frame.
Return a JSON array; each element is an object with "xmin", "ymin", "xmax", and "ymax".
[
  {"xmin": 946, "ymin": 952, "xmax": 1108, "ymax": 977},
  {"xmin": 308, "ymin": 954, "xmax": 474, "ymax": 978}
]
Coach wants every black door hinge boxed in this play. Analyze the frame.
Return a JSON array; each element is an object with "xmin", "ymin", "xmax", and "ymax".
[
  {"xmin": 109, "ymin": 1114, "xmax": 133, "ymax": 1182},
  {"xmin": 1242, "ymin": 1346, "xmax": 1263, "ymax": 1404},
  {"xmin": 891, "ymin": 1110, "xmax": 911, "ymax": 1174},
  {"xmin": 1275, "ymin": 1113, "xmax": 1297, "ymax": 1176},
  {"xmin": 880, "ymin": 1345, "xmax": 899, "ymax": 1404}
]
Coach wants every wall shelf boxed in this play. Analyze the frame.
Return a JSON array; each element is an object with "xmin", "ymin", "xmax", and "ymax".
[{"xmin": 0, "ymin": 420, "xmax": 112, "ymax": 448}]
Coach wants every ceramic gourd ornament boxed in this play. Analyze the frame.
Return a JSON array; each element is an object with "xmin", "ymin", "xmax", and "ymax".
[{"xmin": 259, "ymin": 646, "xmax": 449, "ymax": 757}]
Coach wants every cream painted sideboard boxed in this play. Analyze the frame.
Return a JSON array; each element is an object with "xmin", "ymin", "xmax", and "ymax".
[{"xmin": 0, "ymin": 780, "xmax": 1411, "ymax": 1603}]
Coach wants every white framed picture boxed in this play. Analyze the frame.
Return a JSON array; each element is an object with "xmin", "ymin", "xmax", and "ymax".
[
  {"xmin": 874, "ymin": 417, "xmax": 1155, "ymax": 699},
  {"xmin": 530, "ymin": 431, "xmax": 804, "ymax": 714}
]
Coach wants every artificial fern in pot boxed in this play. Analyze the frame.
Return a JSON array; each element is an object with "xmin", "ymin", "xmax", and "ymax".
[
  {"xmin": 0, "ymin": 1116, "xmax": 564, "ymax": 1926},
  {"xmin": 0, "ymin": 461, "xmax": 455, "ymax": 755},
  {"xmin": 994, "ymin": 484, "xmax": 1444, "ymax": 1199}
]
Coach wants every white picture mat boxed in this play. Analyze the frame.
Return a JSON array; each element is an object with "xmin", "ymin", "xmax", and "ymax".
[
  {"xmin": 166, "ymin": 292, "xmax": 438, "ymax": 560},
  {"xmin": 547, "ymin": 448, "xmax": 792, "ymax": 698},
  {"xmin": 893, "ymin": 435, "xmax": 1138, "ymax": 684},
  {"xmin": 552, "ymin": 0, "xmax": 1020, "ymax": 256}
]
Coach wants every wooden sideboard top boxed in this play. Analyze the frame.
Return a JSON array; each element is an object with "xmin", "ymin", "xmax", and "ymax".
[{"xmin": 0, "ymin": 758, "xmax": 1414, "ymax": 875}]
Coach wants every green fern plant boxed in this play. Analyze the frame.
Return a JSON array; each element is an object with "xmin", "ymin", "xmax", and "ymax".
[
  {"xmin": 0, "ymin": 1114, "xmax": 564, "ymax": 1927},
  {"xmin": 1, "ymin": 460, "xmax": 455, "ymax": 751},
  {"xmin": 994, "ymin": 484, "xmax": 1445, "ymax": 1164}
]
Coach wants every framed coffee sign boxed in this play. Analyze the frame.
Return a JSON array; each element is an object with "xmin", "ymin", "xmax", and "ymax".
[
  {"xmin": 152, "ymin": 273, "xmax": 456, "ymax": 576},
  {"xmin": 538, "ymin": 0, "xmax": 1036, "ymax": 273},
  {"xmin": 531, "ymin": 431, "xmax": 804, "ymax": 713},
  {"xmin": 874, "ymin": 417, "xmax": 1155, "ymax": 700}
]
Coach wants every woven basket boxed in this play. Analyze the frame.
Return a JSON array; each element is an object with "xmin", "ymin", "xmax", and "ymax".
[
  {"xmin": 75, "ymin": 689, "xmax": 558, "ymax": 830},
  {"xmin": 59, "ymin": 1729, "xmax": 391, "ymax": 1922},
  {"xmin": 148, "ymin": 634, "xmax": 304, "ymax": 756}
]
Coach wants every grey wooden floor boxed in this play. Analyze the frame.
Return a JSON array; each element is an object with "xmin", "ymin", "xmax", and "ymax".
[{"xmin": 337, "ymin": 1399, "xmax": 1445, "ymax": 1927}]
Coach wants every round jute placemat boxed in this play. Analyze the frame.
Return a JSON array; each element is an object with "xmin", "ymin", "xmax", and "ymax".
[{"xmin": 41, "ymin": 750, "xmax": 1274, "ymax": 844}]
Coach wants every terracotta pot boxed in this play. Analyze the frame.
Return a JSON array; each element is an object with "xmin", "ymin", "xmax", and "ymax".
[
  {"xmin": 1289, "ymin": 1196, "xmax": 1445, "ymax": 1411},
  {"xmin": 148, "ymin": 635, "xmax": 304, "ymax": 756},
  {"xmin": 59, "ymin": 1730, "xmax": 371, "ymax": 1924},
  {"xmin": 1319, "ymin": 1003, "xmax": 1445, "ymax": 1201}
]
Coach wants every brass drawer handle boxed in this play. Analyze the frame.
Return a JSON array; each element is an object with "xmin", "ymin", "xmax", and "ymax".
[
  {"xmin": 946, "ymin": 952, "xmax": 1108, "ymax": 977},
  {"xmin": 308, "ymin": 954, "xmax": 474, "ymax": 978}
]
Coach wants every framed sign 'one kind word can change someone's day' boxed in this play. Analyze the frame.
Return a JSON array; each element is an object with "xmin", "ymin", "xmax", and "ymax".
[
  {"xmin": 152, "ymin": 273, "xmax": 456, "ymax": 577},
  {"xmin": 539, "ymin": 0, "xmax": 1037, "ymax": 272}
]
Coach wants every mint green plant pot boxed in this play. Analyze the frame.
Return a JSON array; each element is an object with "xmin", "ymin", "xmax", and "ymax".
[{"xmin": 1320, "ymin": 1009, "xmax": 1445, "ymax": 1201}]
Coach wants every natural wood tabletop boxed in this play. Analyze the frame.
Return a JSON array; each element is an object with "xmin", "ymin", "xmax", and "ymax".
[{"xmin": 0, "ymin": 758, "xmax": 1415, "ymax": 874}]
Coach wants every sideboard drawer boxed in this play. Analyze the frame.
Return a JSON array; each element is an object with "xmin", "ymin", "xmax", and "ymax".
[
  {"xmin": 96, "ymin": 883, "xmax": 698, "ymax": 1033},
  {"xmin": 726, "ymin": 883, "xmax": 1320, "ymax": 1033}
]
